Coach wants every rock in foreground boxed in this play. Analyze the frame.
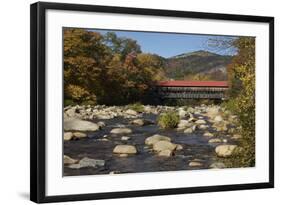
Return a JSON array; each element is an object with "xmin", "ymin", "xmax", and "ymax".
[
  {"xmin": 113, "ymin": 145, "xmax": 137, "ymax": 154},
  {"xmin": 195, "ymin": 119, "xmax": 206, "ymax": 125},
  {"xmin": 110, "ymin": 128, "xmax": 132, "ymax": 134},
  {"xmin": 72, "ymin": 132, "xmax": 87, "ymax": 139},
  {"xmin": 145, "ymin": 134, "xmax": 171, "ymax": 146},
  {"xmin": 64, "ymin": 155, "xmax": 78, "ymax": 165},
  {"xmin": 208, "ymin": 138, "xmax": 222, "ymax": 143},
  {"xmin": 215, "ymin": 145, "xmax": 237, "ymax": 157},
  {"xmin": 189, "ymin": 161, "xmax": 203, "ymax": 167},
  {"xmin": 184, "ymin": 127, "xmax": 193, "ymax": 133},
  {"xmin": 158, "ymin": 149, "xmax": 173, "ymax": 157},
  {"xmin": 177, "ymin": 120, "xmax": 192, "ymax": 129},
  {"xmin": 130, "ymin": 119, "xmax": 153, "ymax": 126},
  {"xmin": 203, "ymin": 132, "xmax": 214, "ymax": 137},
  {"xmin": 64, "ymin": 132, "xmax": 73, "ymax": 141},
  {"xmin": 64, "ymin": 118, "xmax": 100, "ymax": 131},
  {"xmin": 209, "ymin": 162, "xmax": 226, "ymax": 169},
  {"xmin": 125, "ymin": 109, "xmax": 138, "ymax": 116},
  {"xmin": 153, "ymin": 141, "xmax": 177, "ymax": 152},
  {"xmin": 68, "ymin": 157, "xmax": 105, "ymax": 169}
]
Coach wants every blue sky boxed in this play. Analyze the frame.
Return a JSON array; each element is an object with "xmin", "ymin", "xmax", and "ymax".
[{"xmin": 90, "ymin": 29, "xmax": 237, "ymax": 58}]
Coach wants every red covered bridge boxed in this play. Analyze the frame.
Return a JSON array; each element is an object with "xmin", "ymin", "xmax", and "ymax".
[{"xmin": 156, "ymin": 81, "xmax": 228, "ymax": 99}]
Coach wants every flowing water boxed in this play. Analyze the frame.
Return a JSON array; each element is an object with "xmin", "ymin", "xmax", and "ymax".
[{"xmin": 64, "ymin": 113, "xmax": 226, "ymax": 176}]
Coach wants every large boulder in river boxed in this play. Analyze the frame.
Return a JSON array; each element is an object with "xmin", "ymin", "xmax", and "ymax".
[
  {"xmin": 113, "ymin": 145, "xmax": 137, "ymax": 154},
  {"xmin": 178, "ymin": 108, "xmax": 187, "ymax": 118},
  {"xmin": 72, "ymin": 132, "xmax": 87, "ymax": 139},
  {"xmin": 96, "ymin": 114, "xmax": 113, "ymax": 120},
  {"xmin": 158, "ymin": 149, "xmax": 173, "ymax": 157},
  {"xmin": 177, "ymin": 120, "xmax": 192, "ymax": 129},
  {"xmin": 184, "ymin": 127, "xmax": 193, "ymax": 133},
  {"xmin": 121, "ymin": 136, "xmax": 131, "ymax": 141},
  {"xmin": 206, "ymin": 106, "xmax": 220, "ymax": 119},
  {"xmin": 64, "ymin": 132, "xmax": 73, "ymax": 141},
  {"xmin": 195, "ymin": 119, "xmax": 206, "ymax": 125},
  {"xmin": 214, "ymin": 115, "xmax": 223, "ymax": 122},
  {"xmin": 175, "ymin": 144, "xmax": 183, "ymax": 151},
  {"xmin": 64, "ymin": 118, "xmax": 100, "ymax": 132},
  {"xmin": 110, "ymin": 128, "xmax": 132, "ymax": 134},
  {"xmin": 198, "ymin": 124, "xmax": 208, "ymax": 130},
  {"xmin": 125, "ymin": 109, "xmax": 138, "ymax": 116},
  {"xmin": 68, "ymin": 157, "xmax": 105, "ymax": 169},
  {"xmin": 65, "ymin": 107, "xmax": 77, "ymax": 118},
  {"xmin": 145, "ymin": 134, "xmax": 171, "ymax": 146},
  {"xmin": 189, "ymin": 161, "xmax": 203, "ymax": 167},
  {"xmin": 97, "ymin": 121, "xmax": 106, "ymax": 128},
  {"xmin": 209, "ymin": 162, "xmax": 226, "ymax": 169},
  {"xmin": 215, "ymin": 145, "xmax": 237, "ymax": 157},
  {"xmin": 64, "ymin": 155, "xmax": 78, "ymax": 165},
  {"xmin": 208, "ymin": 138, "xmax": 222, "ymax": 143},
  {"xmin": 153, "ymin": 141, "xmax": 177, "ymax": 152},
  {"xmin": 130, "ymin": 119, "xmax": 153, "ymax": 126},
  {"xmin": 203, "ymin": 132, "xmax": 214, "ymax": 137}
]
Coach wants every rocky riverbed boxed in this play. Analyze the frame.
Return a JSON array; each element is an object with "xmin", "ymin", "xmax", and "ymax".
[{"xmin": 63, "ymin": 104, "xmax": 242, "ymax": 176}]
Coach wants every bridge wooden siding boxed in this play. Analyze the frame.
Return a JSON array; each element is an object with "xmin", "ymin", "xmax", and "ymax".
[{"xmin": 156, "ymin": 81, "xmax": 228, "ymax": 99}]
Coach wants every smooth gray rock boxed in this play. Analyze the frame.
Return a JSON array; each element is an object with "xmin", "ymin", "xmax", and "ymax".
[
  {"xmin": 158, "ymin": 149, "xmax": 172, "ymax": 157},
  {"xmin": 195, "ymin": 119, "xmax": 207, "ymax": 125},
  {"xmin": 145, "ymin": 134, "xmax": 171, "ymax": 146},
  {"xmin": 215, "ymin": 145, "xmax": 238, "ymax": 157},
  {"xmin": 208, "ymin": 138, "xmax": 222, "ymax": 143},
  {"xmin": 113, "ymin": 145, "xmax": 137, "ymax": 154},
  {"xmin": 209, "ymin": 162, "xmax": 226, "ymax": 169},
  {"xmin": 214, "ymin": 115, "xmax": 223, "ymax": 122},
  {"xmin": 68, "ymin": 157, "xmax": 105, "ymax": 169},
  {"xmin": 203, "ymin": 132, "xmax": 214, "ymax": 137},
  {"xmin": 178, "ymin": 120, "xmax": 192, "ymax": 129},
  {"xmin": 64, "ymin": 132, "xmax": 73, "ymax": 141},
  {"xmin": 198, "ymin": 124, "xmax": 208, "ymax": 130},
  {"xmin": 178, "ymin": 109, "xmax": 187, "ymax": 118},
  {"xmin": 189, "ymin": 161, "xmax": 203, "ymax": 167},
  {"xmin": 64, "ymin": 118, "xmax": 100, "ymax": 131},
  {"xmin": 64, "ymin": 155, "xmax": 78, "ymax": 165},
  {"xmin": 96, "ymin": 114, "xmax": 113, "ymax": 120},
  {"xmin": 175, "ymin": 144, "xmax": 183, "ymax": 151},
  {"xmin": 121, "ymin": 136, "xmax": 131, "ymax": 141},
  {"xmin": 65, "ymin": 107, "xmax": 77, "ymax": 117},
  {"xmin": 130, "ymin": 119, "xmax": 153, "ymax": 126},
  {"xmin": 97, "ymin": 121, "xmax": 106, "ymax": 128},
  {"xmin": 184, "ymin": 127, "xmax": 193, "ymax": 133},
  {"xmin": 206, "ymin": 106, "xmax": 220, "ymax": 118},
  {"xmin": 110, "ymin": 128, "xmax": 132, "ymax": 134},
  {"xmin": 72, "ymin": 132, "xmax": 87, "ymax": 139},
  {"xmin": 125, "ymin": 109, "xmax": 138, "ymax": 115},
  {"xmin": 153, "ymin": 141, "xmax": 177, "ymax": 152}
]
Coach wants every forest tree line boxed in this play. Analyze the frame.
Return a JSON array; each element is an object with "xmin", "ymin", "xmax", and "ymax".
[
  {"xmin": 64, "ymin": 28, "xmax": 235, "ymax": 106},
  {"xmin": 64, "ymin": 28, "xmax": 166, "ymax": 105}
]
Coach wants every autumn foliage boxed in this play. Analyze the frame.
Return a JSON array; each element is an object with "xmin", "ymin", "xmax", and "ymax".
[
  {"xmin": 63, "ymin": 28, "xmax": 166, "ymax": 105},
  {"xmin": 225, "ymin": 37, "xmax": 256, "ymax": 167}
]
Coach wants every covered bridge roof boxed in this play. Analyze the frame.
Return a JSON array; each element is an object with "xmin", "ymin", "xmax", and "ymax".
[{"xmin": 157, "ymin": 81, "xmax": 228, "ymax": 87}]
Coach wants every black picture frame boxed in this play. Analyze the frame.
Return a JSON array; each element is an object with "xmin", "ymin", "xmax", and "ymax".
[{"xmin": 30, "ymin": 1, "xmax": 274, "ymax": 203}]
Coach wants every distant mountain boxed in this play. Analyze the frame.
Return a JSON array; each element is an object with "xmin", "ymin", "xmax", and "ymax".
[
  {"xmin": 171, "ymin": 50, "xmax": 219, "ymax": 58},
  {"xmin": 163, "ymin": 50, "xmax": 233, "ymax": 80}
]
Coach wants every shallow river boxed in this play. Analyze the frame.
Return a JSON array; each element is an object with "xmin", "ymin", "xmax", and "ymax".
[{"xmin": 64, "ymin": 113, "xmax": 226, "ymax": 176}]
